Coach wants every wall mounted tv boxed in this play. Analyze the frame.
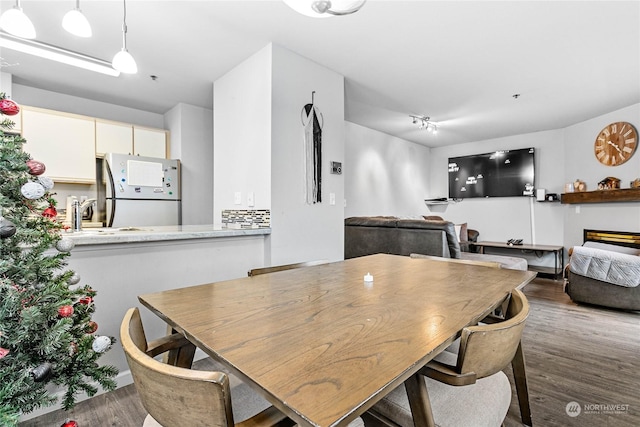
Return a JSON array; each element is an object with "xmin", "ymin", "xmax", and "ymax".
[{"xmin": 448, "ymin": 148, "xmax": 535, "ymax": 199}]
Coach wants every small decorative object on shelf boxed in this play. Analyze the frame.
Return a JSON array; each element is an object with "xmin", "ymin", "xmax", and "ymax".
[
  {"xmin": 573, "ymin": 179, "xmax": 587, "ymax": 192},
  {"xmin": 631, "ymin": 178, "xmax": 640, "ymax": 188},
  {"xmin": 597, "ymin": 176, "xmax": 621, "ymax": 190}
]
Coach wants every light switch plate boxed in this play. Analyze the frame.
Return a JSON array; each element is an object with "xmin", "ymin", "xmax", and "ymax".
[
  {"xmin": 247, "ymin": 192, "xmax": 255, "ymax": 207},
  {"xmin": 234, "ymin": 192, "xmax": 242, "ymax": 205}
]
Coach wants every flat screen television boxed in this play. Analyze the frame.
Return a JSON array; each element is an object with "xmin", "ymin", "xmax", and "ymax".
[{"xmin": 448, "ymin": 148, "xmax": 535, "ymax": 199}]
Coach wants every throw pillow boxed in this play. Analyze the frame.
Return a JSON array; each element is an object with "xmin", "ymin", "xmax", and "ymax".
[{"xmin": 456, "ymin": 223, "xmax": 468, "ymax": 242}]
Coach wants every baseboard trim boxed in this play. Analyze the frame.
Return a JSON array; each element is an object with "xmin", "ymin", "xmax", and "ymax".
[{"xmin": 18, "ymin": 349, "xmax": 209, "ymax": 421}]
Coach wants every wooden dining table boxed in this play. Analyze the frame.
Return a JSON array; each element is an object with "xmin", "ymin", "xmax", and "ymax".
[{"xmin": 138, "ymin": 253, "xmax": 537, "ymax": 427}]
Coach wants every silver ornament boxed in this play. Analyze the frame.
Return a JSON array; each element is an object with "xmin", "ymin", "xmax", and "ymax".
[
  {"xmin": 92, "ymin": 335, "xmax": 112, "ymax": 353},
  {"xmin": 20, "ymin": 182, "xmax": 46, "ymax": 200},
  {"xmin": 37, "ymin": 176, "xmax": 55, "ymax": 191},
  {"xmin": 56, "ymin": 237, "xmax": 75, "ymax": 252},
  {"xmin": 0, "ymin": 218, "xmax": 16, "ymax": 238},
  {"xmin": 31, "ymin": 362, "xmax": 53, "ymax": 382},
  {"xmin": 67, "ymin": 272, "xmax": 81, "ymax": 285}
]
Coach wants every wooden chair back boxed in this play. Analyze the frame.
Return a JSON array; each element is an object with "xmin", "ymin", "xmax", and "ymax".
[
  {"xmin": 457, "ymin": 289, "xmax": 529, "ymax": 379},
  {"xmin": 410, "ymin": 253, "xmax": 502, "ymax": 269},
  {"xmin": 121, "ymin": 308, "xmax": 237, "ymax": 426},
  {"xmin": 248, "ymin": 260, "xmax": 329, "ymax": 276}
]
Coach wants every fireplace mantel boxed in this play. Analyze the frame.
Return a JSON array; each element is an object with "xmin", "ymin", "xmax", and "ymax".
[{"xmin": 561, "ymin": 188, "xmax": 640, "ymax": 204}]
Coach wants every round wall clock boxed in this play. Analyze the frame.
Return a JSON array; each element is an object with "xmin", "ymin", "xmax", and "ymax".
[{"xmin": 594, "ymin": 121, "xmax": 637, "ymax": 166}]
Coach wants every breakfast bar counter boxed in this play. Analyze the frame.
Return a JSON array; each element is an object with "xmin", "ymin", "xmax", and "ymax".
[
  {"xmin": 64, "ymin": 224, "xmax": 270, "ymax": 246},
  {"xmin": 36, "ymin": 224, "xmax": 273, "ymax": 421}
]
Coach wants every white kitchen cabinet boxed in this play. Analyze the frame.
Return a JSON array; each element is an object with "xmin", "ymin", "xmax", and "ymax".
[
  {"xmin": 21, "ymin": 107, "xmax": 96, "ymax": 183},
  {"xmin": 96, "ymin": 120, "xmax": 133, "ymax": 156},
  {"xmin": 133, "ymin": 127, "xmax": 168, "ymax": 158}
]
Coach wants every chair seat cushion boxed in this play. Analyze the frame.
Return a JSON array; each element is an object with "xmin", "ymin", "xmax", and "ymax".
[{"xmin": 371, "ymin": 351, "xmax": 511, "ymax": 427}]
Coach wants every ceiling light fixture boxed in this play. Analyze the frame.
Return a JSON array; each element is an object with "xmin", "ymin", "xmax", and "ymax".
[
  {"xmin": 62, "ymin": 0, "xmax": 92, "ymax": 38},
  {"xmin": 0, "ymin": 31, "xmax": 120, "ymax": 77},
  {"xmin": 282, "ymin": 0, "xmax": 367, "ymax": 18},
  {"xmin": 0, "ymin": 0, "xmax": 36, "ymax": 39},
  {"xmin": 112, "ymin": 0, "xmax": 137, "ymax": 74},
  {"xmin": 409, "ymin": 115, "xmax": 438, "ymax": 134}
]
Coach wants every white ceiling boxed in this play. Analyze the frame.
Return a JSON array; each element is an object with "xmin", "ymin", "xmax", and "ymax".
[{"xmin": 1, "ymin": 0, "xmax": 639, "ymax": 148}]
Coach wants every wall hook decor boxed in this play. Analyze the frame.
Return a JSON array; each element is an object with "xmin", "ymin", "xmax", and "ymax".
[{"xmin": 301, "ymin": 90, "xmax": 323, "ymax": 204}]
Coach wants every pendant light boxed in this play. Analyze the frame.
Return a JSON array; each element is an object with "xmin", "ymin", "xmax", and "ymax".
[
  {"xmin": 112, "ymin": 0, "xmax": 137, "ymax": 74},
  {"xmin": 282, "ymin": 0, "xmax": 367, "ymax": 18},
  {"xmin": 0, "ymin": 0, "xmax": 36, "ymax": 39},
  {"xmin": 62, "ymin": 0, "xmax": 92, "ymax": 38}
]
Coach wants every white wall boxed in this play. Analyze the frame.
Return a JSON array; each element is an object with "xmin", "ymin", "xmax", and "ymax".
[
  {"xmin": 429, "ymin": 129, "xmax": 565, "ymax": 248},
  {"xmin": 213, "ymin": 45, "xmax": 272, "ymax": 226},
  {"xmin": 270, "ymin": 44, "xmax": 345, "ymax": 264},
  {"xmin": 213, "ymin": 44, "xmax": 345, "ymax": 264},
  {"xmin": 562, "ymin": 103, "xmax": 640, "ymax": 248},
  {"xmin": 165, "ymin": 103, "xmax": 214, "ymax": 225},
  {"xmin": 12, "ymin": 84, "xmax": 164, "ymax": 128},
  {"xmin": 0, "ymin": 72, "xmax": 12, "ymax": 97},
  {"xmin": 345, "ymin": 122, "xmax": 431, "ymax": 217}
]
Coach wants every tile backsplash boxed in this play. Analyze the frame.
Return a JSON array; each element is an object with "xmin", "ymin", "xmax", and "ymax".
[{"xmin": 221, "ymin": 209, "xmax": 270, "ymax": 229}]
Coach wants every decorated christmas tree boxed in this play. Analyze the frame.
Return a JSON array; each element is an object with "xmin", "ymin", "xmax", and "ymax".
[{"xmin": 0, "ymin": 93, "xmax": 118, "ymax": 426}]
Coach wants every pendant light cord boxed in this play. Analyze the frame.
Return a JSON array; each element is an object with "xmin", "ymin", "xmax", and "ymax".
[{"xmin": 121, "ymin": 0, "xmax": 128, "ymax": 50}]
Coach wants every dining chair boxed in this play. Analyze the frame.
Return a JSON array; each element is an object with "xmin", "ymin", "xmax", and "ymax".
[
  {"xmin": 367, "ymin": 289, "xmax": 530, "ymax": 427},
  {"xmin": 247, "ymin": 259, "xmax": 329, "ymax": 276},
  {"xmin": 120, "ymin": 307, "xmax": 290, "ymax": 427}
]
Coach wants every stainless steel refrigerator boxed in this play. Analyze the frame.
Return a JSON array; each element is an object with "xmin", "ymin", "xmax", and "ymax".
[{"xmin": 98, "ymin": 153, "xmax": 181, "ymax": 228}]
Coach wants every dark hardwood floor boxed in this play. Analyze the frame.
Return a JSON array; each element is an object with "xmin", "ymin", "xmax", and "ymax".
[{"xmin": 20, "ymin": 277, "xmax": 639, "ymax": 427}]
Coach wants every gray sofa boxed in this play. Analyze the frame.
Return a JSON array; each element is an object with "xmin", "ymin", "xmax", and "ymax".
[
  {"xmin": 344, "ymin": 216, "xmax": 528, "ymax": 270},
  {"xmin": 566, "ymin": 241, "xmax": 640, "ymax": 311}
]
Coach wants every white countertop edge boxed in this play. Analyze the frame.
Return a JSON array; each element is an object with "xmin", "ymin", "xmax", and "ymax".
[{"xmin": 62, "ymin": 226, "xmax": 271, "ymax": 246}]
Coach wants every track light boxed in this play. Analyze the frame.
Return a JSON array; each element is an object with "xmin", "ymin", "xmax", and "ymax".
[
  {"xmin": 0, "ymin": 0, "xmax": 36, "ymax": 39},
  {"xmin": 409, "ymin": 115, "xmax": 438, "ymax": 135},
  {"xmin": 63, "ymin": 0, "xmax": 92, "ymax": 38},
  {"xmin": 112, "ymin": 0, "xmax": 137, "ymax": 74}
]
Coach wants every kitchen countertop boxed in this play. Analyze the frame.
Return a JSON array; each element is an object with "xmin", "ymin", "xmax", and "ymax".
[{"xmin": 62, "ymin": 225, "xmax": 271, "ymax": 246}]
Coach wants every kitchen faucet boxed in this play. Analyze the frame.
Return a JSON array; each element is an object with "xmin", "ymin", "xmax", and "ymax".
[{"xmin": 72, "ymin": 198, "xmax": 97, "ymax": 232}]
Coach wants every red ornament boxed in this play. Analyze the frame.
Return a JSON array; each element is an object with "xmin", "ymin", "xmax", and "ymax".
[
  {"xmin": 0, "ymin": 347, "xmax": 9, "ymax": 359},
  {"xmin": 0, "ymin": 98, "xmax": 20, "ymax": 116},
  {"xmin": 26, "ymin": 159, "xmax": 46, "ymax": 176},
  {"xmin": 78, "ymin": 296, "xmax": 92, "ymax": 305},
  {"xmin": 58, "ymin": 305, "xmax": 74, "ymax": 318},
  {"xmin": 85, "ymin": 321, "xmax": 98, "ymax": 334},
  {"xmin": 43, "ymin": 204, "xmax": 58, "ymax": 218},
  {"xmin": 61, "ymin": 419, "xmax": 78, "ymax": 427}
]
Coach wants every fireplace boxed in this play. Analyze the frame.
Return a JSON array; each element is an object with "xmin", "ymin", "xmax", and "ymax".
[{"xmin": 584, "ymin": 229, "xmax": 640, "ymax": 249}]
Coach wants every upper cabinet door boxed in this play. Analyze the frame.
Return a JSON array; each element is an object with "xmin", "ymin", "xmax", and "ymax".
[
  {"xmin": 96, "ymin": 120, "xmax": 133, "ymax": 156},
  {"xmin": 21, "ymin": 107, "xmax": 96, "ymax": 184},
  {"xmin": 133, "ymin": 127, "xmax": 168, "ymax": 158}
]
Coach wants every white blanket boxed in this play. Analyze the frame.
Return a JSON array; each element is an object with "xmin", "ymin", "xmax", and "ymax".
[{"xmin": 569, "ymin": 246, "xmax": 640, "ymax": 288}]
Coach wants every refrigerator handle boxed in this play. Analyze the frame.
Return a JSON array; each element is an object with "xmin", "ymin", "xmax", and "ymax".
[{"xmin": 105, "ymin": 160, "xmax": 117, "ymax": 228}]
